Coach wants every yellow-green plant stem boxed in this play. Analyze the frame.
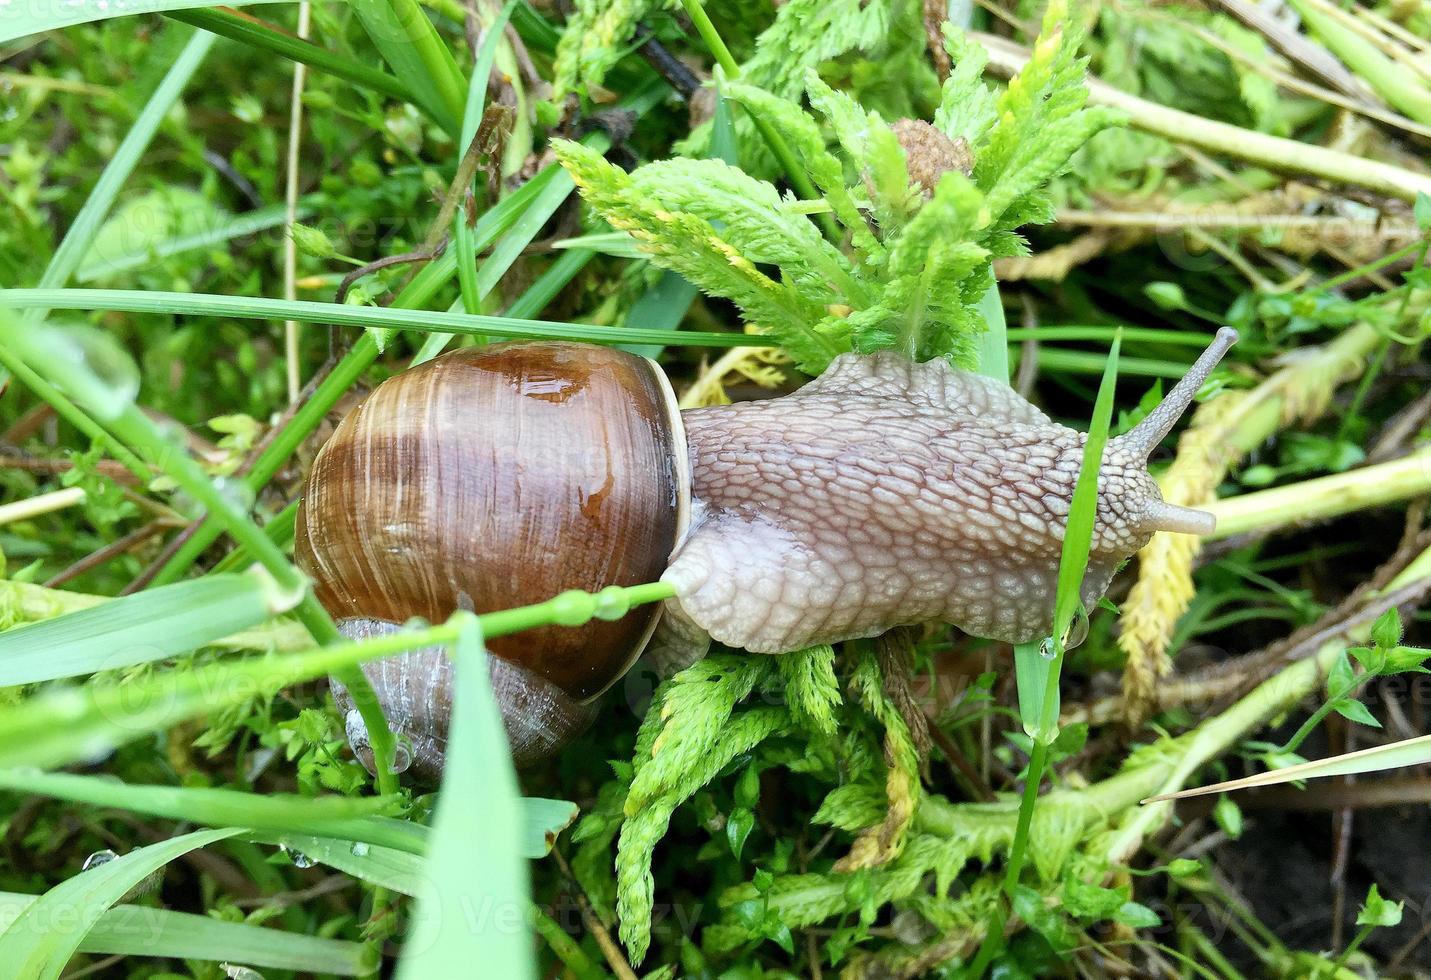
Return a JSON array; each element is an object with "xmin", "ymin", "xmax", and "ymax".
[
  {"xmin": 1285, "ymin": 0, "xmax": 1431, "ymax": 125},
  {"xmin": 1204, "ymin": 447, "xmax": 1431, "ymax": 539},
  {"xmin": 674, "ymin": 0, "xmax": 840, "ymax": 241},
  {"xmin": 975, "ymin": 33, "xmax": 1431, "ymax": 202}
]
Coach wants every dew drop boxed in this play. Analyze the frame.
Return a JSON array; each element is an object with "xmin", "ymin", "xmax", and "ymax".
[
  {"xmin": 280, "ymin": 844, "xmax": 316, "ymax": 869},
  {"xmin": 1037, "ymin": 636, "xmax": 1056, "ymax": 660},
  {"xmin": 50, "ymin": 324, "xmax": 140, "ymax": 421},
  {"xmin": 350, "ymin": 841, "xmax": 370, "ymax": 857},
  {"xmin": 222, "ymin": 965, "xmax": 266, "ymax": 980},
  {"xmin": 390, "ymin": 735, "xmax": 414, "ymax": 775},
  {"xmin": 212, "ymin": 475, "xmax": 256, "ymax": 513},
  {"xmin": 82, "ymin": 849, "xmax": 118, "ymax": 871}
]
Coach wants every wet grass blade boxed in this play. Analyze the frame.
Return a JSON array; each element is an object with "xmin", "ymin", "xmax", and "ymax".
[
  {"xmin": 2, "ymin": 288, "xmax": 758, "ymax": 348},
  {"xmin": 0, "ymin": 827, "xmax": 241, "ymax": 978},
  {"xmin": 0, "ymin": 892, "xmax": 372, "ymax": 974},
  {"xmin": 0, "ymin": 568, "xmax": 295, "ymax": 685},
  {"xmin": 395, "ymin": 615, "xmax": 535, "ymax": 978}
]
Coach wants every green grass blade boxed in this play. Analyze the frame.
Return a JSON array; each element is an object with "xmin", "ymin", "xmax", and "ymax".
[
  {"xmin": 0, "ymin": 622, "xmax": 460, "ymax": 771},
  {"xmin": 348, "ymin": 0, "xmax": 465, "ymax": 135},
  {"xmin": 167, "ymin": 8, "xmax": 412, "ymax": 102},
  {"xmin": 0, "ymin": 827, "xmax": 240, "ymax": 978},
  {"xmin": 0, "ymin": 892, "xmax": 372, "ymax": 974},
  {"xmin": 26, "ymin": 29, "xmax": 214, "ymax": 303},
  {"xmin": 974, "ymin": 276, "xmax": 1009, "ymax": 383},
  {"xmin": 257, "ymin": 833, "xmax": 427, "ymax": 894},
  {"xmin": 2, "ymin": 288, "xmax": 757, "ymax": 348},
  {"xmin": 454, "ymin": 0, "xmax": 519, "ymax": 317},
  {"xmin": 396, "ymin": 615, "xmax": 535, "ymax": 979},
  {"xmin": 0, "ymin": 769, "xmax": 426, "ymax": 853},
  {"xmin": 0, "ymin": 568, "xmax": 294, "ymax": 685},
  {"xmin": 76, "ymin": 202, "xmax": 305, "ymax": 283},
  {"xmin": 1051, "ymin": 331, "xmax": 1124, "ymax": 652},
  {"xmin": 2, "ymin": 29, "xmax": 213, "ymax": 481},
  {"xmin": 0, "ymin": 0, "xmax": 251, "ymax": 43},
  {"xmin": 1145, "ymin": 732, "xmax": 1431, "ymax": 803},
  {"xmin": 0, "ymin": 584, "xmax": 672, "ymax": 771}
]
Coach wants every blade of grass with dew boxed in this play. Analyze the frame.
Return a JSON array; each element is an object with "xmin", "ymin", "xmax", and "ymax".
[
  {"xmin": 256, "ymin": 833, "xmax": 427, "ymax": 895},
  {"xmin": 76, "ymin": 202, "xmax": 306, "ymax": 283},
  {"xmin": 1145, "ymin": 732, "xmax": 1431, "ymax": 803},
  {"xmin": 348, "ymin": 0, "xmax": 465, "ymax": 135},
  {"xmin": 0, "ymin": 769, "xmax": 426, "ymax": 852},
  {"xmin": 0, "ymin": 0, "xmax": 254, "ymax": 44},
  {"xmin": 0, "ymin": 827, "xmax": 240, "ymax": 978},
  {"xmin": 167, "ymin": 8, "xmax": 412, "ymax": 101},
  {"xmin": 0, "ymin": 583, "xmax": 673, "ymax": 771},
  {"xmin": 395, "ymin": 614, "xmax": 535, "ymax": 979},
  {"xmin": 0, "ymin": 568, "xmax": 298, "ymax": 685},
  {"xmin": 0, "ymin": 768, "xmax": 576, "ymax": 858},
  {"xmin": 454, "ymin": 0, "xmax": 519, "ymax": 319},
  {"xmin": 0, "ymin": 29, "xmax": 214, "ymax": 482},
  {"xmin": 1, "ymin": 289, "xmax": 757, "ymax": 348},
  {"xmin": 972, "ymin": 332, "xmax": 1122, "ymax": 976},
  {"xmin": 0, "ymin": 892, "xmax": 372, "ymax": 974},
  {"xmin": 0, "ymin": 621, "xmax": 463, "ymax": 772},
  {"xmin": 0, "ymin": 311, "xmax": 404, "ymax": 794}
]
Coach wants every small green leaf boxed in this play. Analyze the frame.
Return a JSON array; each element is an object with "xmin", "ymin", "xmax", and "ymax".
[
  {"xmin": 1165, "ymin": 858, "xmax": 1202, "ymax": 878},
  {"xmin": 1371, "ymin": 608, "xmax": 1403, "ymax": 650},
  {"xmin": 1326, "ymin": 651, "xmax": 1356, "ymax": 698},
  {"xmin": 1145, "ymin": 281, "xmax": 1187, "ymax": 311},
  {"xmin": 1114, "ymin": 901, "xmax": 1162, "ymax": 929},
  {"xmin": 1357, "ymin": 884, "xmax": 1404, "ymax": 928},
  {"xmin": 1213, "ymin": 796, "xmax": 1243, "ymax": 839},
  {"xmin": 1415, "ymin": 192, "xmax": 1431, "ymax": 232},
  {"xmin": 1332, "ymin": 697, "xmax": 1381, "ymax": 729},
  {"xmin": 727, "ymin": 807, "xmax": 755, "ymax": 859}
]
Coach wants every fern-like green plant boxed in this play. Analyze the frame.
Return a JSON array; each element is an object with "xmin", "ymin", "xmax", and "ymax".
[{"xmin": 555, "ymin": 1, "xmax": 1120, "ymax": 374}]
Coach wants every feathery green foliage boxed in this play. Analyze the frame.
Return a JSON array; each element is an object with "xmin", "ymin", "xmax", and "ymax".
[{"xmin": 557, "ymin": 8, "xmax": 1115, "ymax": 373}]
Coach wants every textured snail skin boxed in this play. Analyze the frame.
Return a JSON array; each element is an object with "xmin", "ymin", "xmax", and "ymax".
[{"xmin": 659, "ymin": 329, "xmax": 1237, "ymax": 659}]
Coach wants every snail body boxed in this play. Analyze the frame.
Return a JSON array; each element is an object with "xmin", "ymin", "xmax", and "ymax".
[{"xmin": 297, "ymin": 330, "xmax": 1236, "ymax": 777}]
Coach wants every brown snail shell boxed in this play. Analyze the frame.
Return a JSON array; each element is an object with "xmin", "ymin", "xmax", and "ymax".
[{"xmin": 294, "ymin": 341, "xmax": 689, "ymax": 779}]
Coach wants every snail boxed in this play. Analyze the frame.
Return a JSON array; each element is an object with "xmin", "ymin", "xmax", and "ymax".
[{"xmin": 295, "ymin": 328, "xmax": 1237, "ymax": 779}]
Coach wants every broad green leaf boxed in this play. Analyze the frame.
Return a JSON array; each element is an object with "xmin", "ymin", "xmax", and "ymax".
[
  {"xmin": 0, "ymin": 568, "xmax": 298, "ymax": 685},
  {"xmin": 397, "ymin": 615, "xmax": 535, "ymax": 978},
  {"xmin": 0, "ymin": 828, "xmax": 240, "ymax": 978},
  {"xmin": 0, "ymin": 892, "xmax": 371, "ymax": 974}
]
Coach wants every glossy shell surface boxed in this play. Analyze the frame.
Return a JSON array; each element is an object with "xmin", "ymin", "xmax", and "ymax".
[{"xmin": 295, "ymin": 341, "xmax": 688, "ymax": 772}]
